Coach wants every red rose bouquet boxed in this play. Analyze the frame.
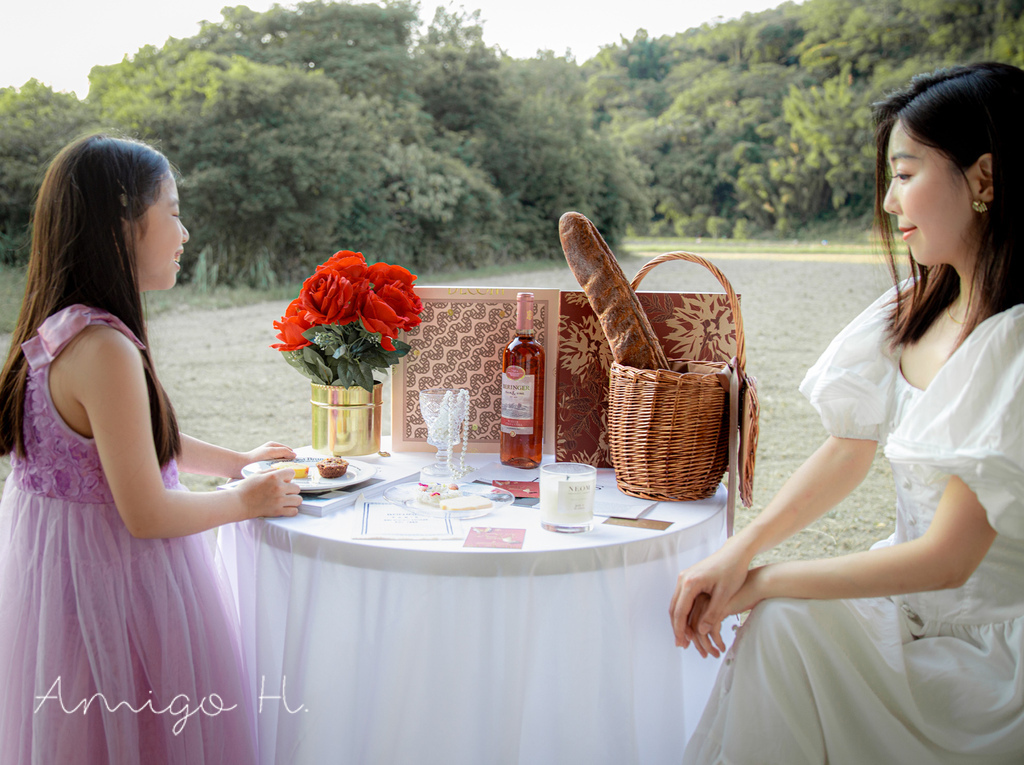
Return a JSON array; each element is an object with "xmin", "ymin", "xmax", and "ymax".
[{"xmin": 272, "ymin": 251, "xmax": 423, "ymax": 391}]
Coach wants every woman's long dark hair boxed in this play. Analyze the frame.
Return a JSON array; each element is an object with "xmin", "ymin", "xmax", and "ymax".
[
  {"xmin": 0, "ymin": 133, "xmax": 181, "ymax": 463},
  {"xmin": 873, "ymin": 62, "xmax": 1024, "ymax": 344}
]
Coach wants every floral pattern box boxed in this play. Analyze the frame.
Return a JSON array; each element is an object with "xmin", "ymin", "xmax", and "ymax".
[
  {"xmin": 556, "ymin": 291, "xmax": 738, "ymax": 467},
  {"xmin": 392, "ymin": 287, "xmax": 560, "ymax": 453}
]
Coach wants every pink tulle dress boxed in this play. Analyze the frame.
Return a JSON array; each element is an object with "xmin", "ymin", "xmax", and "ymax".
[{"xmin": 0, "ymin": 305, "xmax": 257, "ymax": 764}]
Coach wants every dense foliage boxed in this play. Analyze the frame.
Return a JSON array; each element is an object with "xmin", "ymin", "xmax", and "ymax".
[{"xmin": 2, "ymin": 0, "xmax": 1021, "ymax": 281}]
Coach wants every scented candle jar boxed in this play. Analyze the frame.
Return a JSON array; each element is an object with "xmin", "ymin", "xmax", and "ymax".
[{"xmin": 539, "ymin": 463, "xmax": 596, "ymax": 533}]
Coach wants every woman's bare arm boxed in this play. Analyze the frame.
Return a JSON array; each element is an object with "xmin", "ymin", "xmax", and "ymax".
[{"xmin": 670, "ymin": 435, "xmax": 878, "ymax": 656}]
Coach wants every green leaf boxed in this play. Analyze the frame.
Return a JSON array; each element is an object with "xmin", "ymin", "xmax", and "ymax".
[
  {"xmin": 313, "ymin": 355, "xmax": 334, "ymax": 384},
  {"xmin": 352, "ymin": 363, "xmax": 375, "ymax": 392}
]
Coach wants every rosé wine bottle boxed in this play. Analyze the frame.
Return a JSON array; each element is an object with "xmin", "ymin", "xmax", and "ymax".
[{"xmin": 500, "ymin": 292, "xmax": 544, "ymax": 468}]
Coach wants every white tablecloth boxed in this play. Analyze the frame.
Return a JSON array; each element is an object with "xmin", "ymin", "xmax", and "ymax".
[{"xmin": 217, "ymin": 449, "xmax": 732, "ymax": 765}]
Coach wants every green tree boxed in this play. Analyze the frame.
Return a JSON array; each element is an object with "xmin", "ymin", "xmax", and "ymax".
[
  {"xmin": 91, "ymin": 51, "xmax": 376, "ymax": 281},
  {"xmin": 416, "ymin": 6, "xmax": 504, "ymax": 134},
  {"xmin": 481, "ymin": 53, "xmax": 651, "ymax": 255},
  {"xmin": 0, "ymin": 81, "xmax": 97, "ymax": 264},
  {"xmin": 782, "ymin": 67, "xmax": 875, "ymax": 218},
  {"xmin": 186, "ymin": 0, "xmax": 420, "ymax": 101}
]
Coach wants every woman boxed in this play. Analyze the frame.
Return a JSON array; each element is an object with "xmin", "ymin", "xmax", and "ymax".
[{"xmin": 672, "ymin": 63, "xmax": 1024, "ymax": 763}]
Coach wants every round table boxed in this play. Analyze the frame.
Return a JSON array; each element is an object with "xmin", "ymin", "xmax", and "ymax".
[{"xmin": 217, "ymin": 451, "xmax": 732, "ymax": 765}]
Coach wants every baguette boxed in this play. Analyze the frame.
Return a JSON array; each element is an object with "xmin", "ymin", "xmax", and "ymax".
[{"xmin": 559, "ymin": 212, "xmax": 669, "ymax": 370}]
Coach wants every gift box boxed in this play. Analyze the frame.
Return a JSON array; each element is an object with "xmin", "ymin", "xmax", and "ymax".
[
  {"xmin": 392, "ymin": 287, "xmax": 560, "ymax": 452},
  {"xmin": 555, "ymin": 290, "xmax": 739, "ymax": 467}
]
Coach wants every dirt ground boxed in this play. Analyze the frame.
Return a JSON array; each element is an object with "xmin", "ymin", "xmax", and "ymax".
[{"xmin": 0, "ymin": 251, "xmax": 899, "ymax": 565}]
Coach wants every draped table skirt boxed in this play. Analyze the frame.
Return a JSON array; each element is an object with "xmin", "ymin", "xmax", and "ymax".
[{"xmin": 217, "ymin": 450, "xmax": 731, "ymax": 765}]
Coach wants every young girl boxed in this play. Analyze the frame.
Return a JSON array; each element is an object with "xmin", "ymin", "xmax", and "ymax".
[
  {"xmin": 0, "ymin": 134, "xmax": 302, "ymax": 763},
  {"xmin": 671, "ymin": 62, "xmax": 1024, "ymax": 763}
]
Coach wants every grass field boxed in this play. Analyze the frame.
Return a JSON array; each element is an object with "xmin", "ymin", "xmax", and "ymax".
[{"xmin": 0, "ymin": 235, "xmax": 881, "ymax": 334}]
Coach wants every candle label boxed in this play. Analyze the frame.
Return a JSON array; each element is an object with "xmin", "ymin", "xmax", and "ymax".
[
  {"xmin": 559, "ymin": 478, "xmax": 595, "ymax": 518},
  {"xmin": 540, "ymin": 474, "xmax": 595, "ymax": 523}
]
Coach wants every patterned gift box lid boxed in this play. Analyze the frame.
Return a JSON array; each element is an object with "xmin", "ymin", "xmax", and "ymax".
[{"xmin": 392, "ymin": 287, "xmax": 560, "ymax": 453}]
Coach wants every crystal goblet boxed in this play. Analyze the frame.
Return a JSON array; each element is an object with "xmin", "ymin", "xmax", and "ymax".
[{"xmin": 418, "ymin": 388, "xmax": 470, "ymax": 483}]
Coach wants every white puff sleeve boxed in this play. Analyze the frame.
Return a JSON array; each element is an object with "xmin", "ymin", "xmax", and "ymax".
[
  {"xmin": 884, "ymin": 305, "xmax": 1024, "ymax": 539},
  {"xmin": 798, "ymin": 287, "xmax": 900, "ymax": 441}
]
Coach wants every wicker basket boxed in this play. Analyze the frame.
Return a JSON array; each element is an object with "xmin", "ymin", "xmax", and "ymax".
[{"xmin": 607, "ymin": 252, "xmax": 758, "ymax": 512}]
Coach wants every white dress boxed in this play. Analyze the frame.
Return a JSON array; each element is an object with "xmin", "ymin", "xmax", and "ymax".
[{"xmin": 683, "ymin": 288, "xmax": 1024, "ymax": 764}]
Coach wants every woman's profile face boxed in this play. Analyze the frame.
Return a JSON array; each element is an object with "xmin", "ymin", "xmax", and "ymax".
[
  {"xmin": 882, "ymin": 122, "xmax": 981, "ymax": 275},
  {"xmin": 134, "ymin": 175, "xmax": 189, "ymax": 293}
]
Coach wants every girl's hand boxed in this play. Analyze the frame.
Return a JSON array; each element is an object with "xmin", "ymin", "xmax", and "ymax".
[
  {"xmin": 669, "ymin": 539, "xmax": 753, "ymax": 658},
  {"xmin": 177, "ymin": 436, "xmax": 297, "ymax": 479},
  {"xmin": 236, "ymin": 469, "xmax": 302, "ymax": 519},
  {"xmin": 243, "ymin": 441, "xmax": 296, "ymax": 465}
]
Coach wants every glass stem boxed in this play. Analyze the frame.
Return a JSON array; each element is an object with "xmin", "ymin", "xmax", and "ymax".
[{"xmin": 435, "ymin": 447, "xmax": 449, "ymax": 469}]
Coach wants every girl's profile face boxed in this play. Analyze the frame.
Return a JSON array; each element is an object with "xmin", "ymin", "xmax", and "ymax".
[
  {"xmin": 883, "ymin": 122, "xmax": 981, "ymax": 275},
  {"xmin": 134, "ymin": 175, "xmax": 189, "ymax": 292}
]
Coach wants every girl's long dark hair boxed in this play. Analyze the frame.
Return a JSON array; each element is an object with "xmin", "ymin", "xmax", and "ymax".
[
  {"xmin": 873, "ymin": 62, "xmax": 1024, "ymax": 344},
  {"xmin": 0, "ymin": 133, "xmax": 181, "ymax": 463}
]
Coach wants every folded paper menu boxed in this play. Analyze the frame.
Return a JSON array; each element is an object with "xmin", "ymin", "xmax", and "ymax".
[{"xmin": 352, "ymin": 499, "xmax": 463, "ymax": 540}]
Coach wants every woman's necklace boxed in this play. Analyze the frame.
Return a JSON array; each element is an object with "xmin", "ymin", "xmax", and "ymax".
[{"xmin": 946, "ymin": 304, "xmax": 965, "ymax": 325}]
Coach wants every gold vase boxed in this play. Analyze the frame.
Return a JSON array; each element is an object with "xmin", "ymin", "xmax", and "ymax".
[{"xmin": 310, "ymin": 381, "xmax": 382, "ymax": 456}]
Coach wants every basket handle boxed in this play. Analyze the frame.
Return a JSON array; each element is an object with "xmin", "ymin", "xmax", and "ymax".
[{"xmin": 630, "ymin": 251, "xmax": 745, "ymax": 370}]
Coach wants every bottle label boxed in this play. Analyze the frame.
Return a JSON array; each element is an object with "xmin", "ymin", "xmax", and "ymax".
[{"xmin": 501, "ymin": 366, "xmax": 534, "ymax": 435}]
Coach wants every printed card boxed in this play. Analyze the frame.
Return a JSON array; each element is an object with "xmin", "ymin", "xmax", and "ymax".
[
  {"xmin": 491, "ymin": 480, "xmax": 541, "ymax": 498},
  {"xmin": 463, "ymin": 527, "xmax": 527, "ymax": 549}
]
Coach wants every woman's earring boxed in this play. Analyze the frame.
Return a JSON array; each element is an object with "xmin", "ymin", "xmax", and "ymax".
[{"xmin": 972, "ymin": 200, "xmax": 988, "ymax": 213}]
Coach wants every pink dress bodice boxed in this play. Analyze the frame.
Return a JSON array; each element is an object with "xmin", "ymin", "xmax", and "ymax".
[{"xmin": 10, "ymin": 304, "xmax": 179, "ymax": 504}]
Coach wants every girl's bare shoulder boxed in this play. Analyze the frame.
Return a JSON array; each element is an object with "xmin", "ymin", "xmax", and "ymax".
[
  {"xmin": 52, "ymin": 324, "xmax": 146, "ymax": 406},
  {"xmin": 60, "ymin": 323, "xmax": 142, "ymax": 365}
]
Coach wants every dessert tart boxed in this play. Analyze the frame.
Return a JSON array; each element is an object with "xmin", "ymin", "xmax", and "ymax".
[{"xmin": 315, "ymin": 457, "xmax": 349, "ymax": 479}]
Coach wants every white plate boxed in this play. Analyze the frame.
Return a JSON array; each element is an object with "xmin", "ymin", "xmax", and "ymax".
[
  {"xmin": 383, "ymin": 482, "xmax": 514, "ymax": 519},
  {"xmin": 241, "ymin": 457, "xmax": 376, "ymax": 494}
]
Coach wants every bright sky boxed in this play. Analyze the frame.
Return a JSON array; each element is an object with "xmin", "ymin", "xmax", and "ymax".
[{"xmin": 1, "ymin": 0, "xmax": 787, "ymax": 98}]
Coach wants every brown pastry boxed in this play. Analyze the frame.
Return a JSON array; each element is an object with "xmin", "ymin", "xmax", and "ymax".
[
  {"xmin": 316, "ymin": 457, "xmax": 349, "ymax": 479},
  {"xmin": 559, "ymin": 212, "xmax": 669, "ymax": 370}
]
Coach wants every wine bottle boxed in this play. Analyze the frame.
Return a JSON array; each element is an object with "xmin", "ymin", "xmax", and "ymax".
[{"xmin": 500, "ymin": 292, "xmax": 544, "ymax": 468}]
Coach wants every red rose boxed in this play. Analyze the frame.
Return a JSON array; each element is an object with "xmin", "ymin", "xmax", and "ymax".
[
  {"xmin": 375, "ymin": 282, "xmax": 422, "ymax": 330},
  {"xmin": 365, "ymin": 262, "xmax": 423, "ymax": 330},
  {"xmin": 366, "ymin": 261, "xmax": 415, "ymax": 288},
  {"xmin": 359, "ymin": 291, "xmax": 403, "ymax": 351},
  {"xmin": 316, "ymin": 250, "xmax": 367, "ymax": 279},
  {"xmin": 271, "ymin": 299, "xmax": 314, "ymax": 351},
  {"xmin": 299, "ymin": 268, "xmax": 363, "ymax": 326}
]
